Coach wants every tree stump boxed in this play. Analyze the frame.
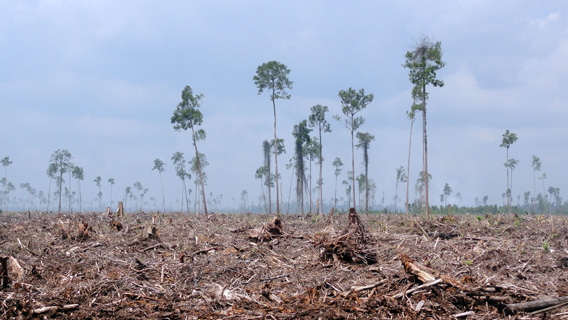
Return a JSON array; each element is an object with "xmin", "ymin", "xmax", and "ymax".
[{"xmin": 116, "ymin": 201, "xmax": 124, "ymax": 218}]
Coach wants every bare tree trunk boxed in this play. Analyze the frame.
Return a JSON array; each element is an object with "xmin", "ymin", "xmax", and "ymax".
[
  {"xmin": 422, "ymin": 86, "xmax": 429, "ymax": 217},
  {"xmin": 47, "ymin": 178, "xmax": 52, "ymax": 212},
  {"xmin": 506, "ymin": 147, "xmax": 510, "ymax": 213},
  {"xmin": 272, "ymin": 94, "xmax": 280, "ymax": 215},
  {"xmin": 351, "ymin": 117, "xmax": 356, "ymax": 209},
  {"xmin": 318, "ymin": 128, "xmax": 324, "ymax": 216},
  {"xmin": 159, "ymin": 172, "xmax": 165, "ymax": 213}
]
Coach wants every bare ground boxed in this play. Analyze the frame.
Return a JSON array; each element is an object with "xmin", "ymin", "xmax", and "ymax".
[{"xmin": 1, "ymin": 211, "xmax": 568, "ymax": 319}]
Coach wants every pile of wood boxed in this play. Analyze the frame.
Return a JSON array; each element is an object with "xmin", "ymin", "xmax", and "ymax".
[{"xmin": 247, "ymin": 216, "xmax": 284, "ymax": 242}]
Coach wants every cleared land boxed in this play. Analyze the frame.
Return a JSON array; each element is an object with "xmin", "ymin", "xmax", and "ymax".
[{"xmin": 1, "ymin": 211, "xmax": 568, "ymax": 319}]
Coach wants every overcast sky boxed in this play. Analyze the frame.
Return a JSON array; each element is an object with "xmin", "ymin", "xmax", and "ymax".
[{"xmin": 1, "ymin": 0, "xmax": 567, "ymax": 212}]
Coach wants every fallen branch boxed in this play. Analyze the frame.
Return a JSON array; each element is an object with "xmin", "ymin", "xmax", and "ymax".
[{"xmin": 388, "ymin": 278, "xmax": 443, "ymax": 299}]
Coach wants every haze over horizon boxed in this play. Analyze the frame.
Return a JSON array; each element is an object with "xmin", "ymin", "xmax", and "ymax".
[{"xmin": 1, "ymin": 1, "xmax": 567, "ymax": 212}]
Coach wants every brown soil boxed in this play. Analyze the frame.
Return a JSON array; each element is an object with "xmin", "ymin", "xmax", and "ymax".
[{"xmin": 1, "ymin": 211, "xmax": 568, "ymax": 319}]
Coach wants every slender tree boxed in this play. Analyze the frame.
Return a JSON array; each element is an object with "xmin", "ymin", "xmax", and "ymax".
[
  {"xmin": 505, "ymin": 158, "xmax": 519, "ymax": 209},
  {"xmin": 152, "ymin": 158, "xmax": 166, "ymax": 213},
  {"xmin": 405, "ymin": 109, "xmax": 417, "ymax": 215},
  {"xmin": 292, "ymin": 120, "xmax": 311, "ymax": 214},
  {"xmin": 72, "ymin": 166, "xmax": 84, "ymax": 212},
  {"xmin": 48, "ymin": 149, "xmax": 73, "ymax": 213},
  {"xmin": 171, "ymin": 85, "xmax": 208, "ymax": 216},
  {"xmin": 305, "ymin": 137, "xmax": 320, "ymax": 214},
  {"xmin": 403, "ymin": 37, "xmax": 445, "ymax": 217},
  {"xmin": 255, "ymin": 166, "xmax": 268, "ymax": 213},
  {"xmin": 531, "ymin": 155, "xmax": 541, "ymax": 214},
  {"xmin": 190, "ymin": 152, "xmax": 209, "ymax": 214},
  {"xmin": 356, "ymin": 132, "xmax": 375, "ymax": 214},
  {"xmin": 1, "ymin": 156, "xmax": 12, "ymax": 211},
  {"xmin": 443, "ymin": 182, "xmax": 452, "ymax": 208},
  {"xmin": 262, "ymin": 140, "xmax": 272, "ymax": 214},
  {"xmin": 108, "ymin": 178, "xmax": 115, "ymax": 209},
  {"xmin": 394, "ymin": 166, "xmax": 407, "ymax": 213},
  {"xmin": 332, "ymin": 157, "xmax": 343, "ymax": 213},
  {"xmin": 500, "ymin": 129, "xmax": 518, "ymax": 213},
  {"xmin": 172, "ymin": 152, "xmax": 191, "ymax": 214},
  {"xmin": 94, "ymin": 176, "xmax": 102, "ymax": 211},
  {"xmin": 334, "ymin": 88, "xmax": 374, "ymax": 209},
  {"xmin": 124, "ymin": 186, "xmax": 132, "ymax": 211},
  {"xmin": 254, "ymin": 61, "xmax": 293, "ymax": 215},
  {"xmin": 45, "ymin": 163, "xmax": 57, "ymax": 212},
  {"xmin": 308, "ymin": 104, "xmax": 331, "ymax": 215},
  {"xmin": 539, "ymin": 172, "xmax": 548, "ymax": 214}
]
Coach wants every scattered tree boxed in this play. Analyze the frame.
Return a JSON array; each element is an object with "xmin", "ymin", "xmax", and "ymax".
[
  {"xmin": 309, "ymin": 104, "xmax": 331, "ymax": 215},
  {"xmin": 254, "ymin": 61, "xmax": 293, "ymax": 215},
  {"xmin": 171, "ymin": 85, "xmax": 209, "ymax": 216},
  {"xmin": 500, "ymin": 129, "xmax": 518, "ymax": 213},
  {"xmin": 172, "ymin": 152, "xmax": 191, "ymax": 214},
  {"xmin": 72, "ymin": 166, "xmax": 84, "ymax": 212},
  {"xmin": 94, "ymin": 176, "xmax": 102, "ymax": 211},
  {"xmin": 405, "ymin": 109, "xmax": 417, "ymax": 215},
  {"xmin": 1, "ymin": 156, "xmax": 13, "ymax": 211},
  {"xmin": 394, "ymin": 166, "xmax": 407, "ymax": 213},
  {"xmin": 505, "ymin": 158, "xmax": 519, "ymax": 209},
  {"xmin": 531, "ymin": 155, "xmax": 541, "ymax": 214},
  {"xmin": 48, "ymin": 149, "xmax": 73, "ymax": 213},
  {"xmin": 152, "ymin": 158, "xmax": 166, "ymax": 212},
  {"xmin": 292, "ymin": 120, "xmax": 311, "ymax": 214},
  {"xmin": 403, "ymin": 37, "xmax": 445, "ymax": 216},
  {"xmin": 442, "ymin": 182, "xmax": 452, "ymax": 208},
  {"xmin": 262, "ymin": 140, "xmax": 272, "ymax": 214},
  {"xmin": 356, "ymin": 132, "xmax": 375, "ymax": 214},
  {"xmin": 108, "ymin": 178, "xmax": 115, "ymax": 209},
  {"xmin": 332, "ymin": 157, "xmax": 343, "ymax": 212},
  {"xmin": 334, "ymin": 87, "xmax": 374, "ymax": 209}
]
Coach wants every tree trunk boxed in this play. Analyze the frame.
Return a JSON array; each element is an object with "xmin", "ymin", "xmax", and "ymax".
[
  {"xmin": 406, "ymin": 118, "xmax": 414, "ymax": 215},
  {"xmin": 319, "ymin": 128, "xmax": 323, "ymax": 216},
  {"xmin": 159, "ymin": 173, "xmax": 166, "ymax": 213},
  {"xmin": 334, "ymin": 175, "xmax": 338, "ymax": 213},
  {"xmin": 351, "ymin": 116, "xmax": 356, "ymax": 209},
  {"xmin": 272, "ymin": 94, "xmax": 280, "ymax": 215},
  {"xmin": 506, "ymin": 147, "xmax": 510, "ymax": 213},
  {"xmin": 47, "ymin": 178, "xmax": 52, "ymax": 212},
  {"xmin": 58, "ymin": 173, "xmax": 63, "ymax": 213},
  {"xmin": 422, "ymin": 85, "xmax": 429, "ymax": 217},
  {"xmin": 364, "ymin": 147, "xmax": 369, "ymax": 215}
]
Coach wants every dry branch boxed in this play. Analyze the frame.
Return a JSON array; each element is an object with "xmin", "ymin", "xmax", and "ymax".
[{"xmin": 505, "ymin": 296, "xmax": 568, "ymax": 314}]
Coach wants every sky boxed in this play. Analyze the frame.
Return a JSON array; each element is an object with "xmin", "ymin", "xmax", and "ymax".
[{"xmin": 1, "ymin": 0, "xmax": 567, "ymax": 212}]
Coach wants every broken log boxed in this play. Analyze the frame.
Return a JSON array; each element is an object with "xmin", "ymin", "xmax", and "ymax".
[
  {"xmin": 398, "ymin": 253, "xmax": 438, "ymax": 283},
  {"xmin": 505, "ymin": 296, "xmax": 568, "ymax": 314}
]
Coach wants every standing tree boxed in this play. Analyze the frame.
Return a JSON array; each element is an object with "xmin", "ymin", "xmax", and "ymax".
[
  {"xmin": 394, "ymin": 166, "xmax": 407, "ymax": 213},
  {"xmin": 505, "ymin": 158, "xmax": 519, "ymax": 209},
  {"xmin": 356, "ymin": 132, "xmax": 375, "ymax": 214},
  {"xmin": 334, "ymin": 87, "xmax": 374, "ymax": 209},
  {"xmin": 531, "ymin": 155, "xmax": 541, "ymax": 214},
  {"xmin": 403, "ymin": 37, "xmax": 445, "ymax": 216},
  {"xmin": 124, "ymin": 186, "xmax": 132, "ymax": 211},
  {"xmin": 46, "ymin": 163, "xmax": 57, "ymax": 212},
  {"xmin": 1, "ymin": 156, "xmax": 12, "ymax": 210},
  {"xmin": 308, "ymin": 104, "xmax": 331, "ymax": 216},
  {"xmin": 255, "ymin": 166, "xmax": 268, "ymax": 213},
  {"xmin": 171, "ymin": 85, "xmax": 208, "ymax": 216},
  {"xmin": 152, "ymin": 158, "xmax": 166, "ymax": 213},
  {"xmin": 48, "ymin": 149, "xmax": 73, "ymax": 213},
  {"xmin": 332, "ymin": 157, "xmax": 343, "ymax": 213},
  {"xmin": 292, "ymin": 120, "xmax": 311, "ymax": 215},
  {"xmin": 172, "ymin": 152, "xmax": 191, "ymax": 214},
  {"xmin": 94, "ymin": 176, "xmax": 102, "ymax": 211},
  {"xmin": 108, "ymin": 178, "xmax": 115, "ymax": 209},
  {"xmin": 443, "ymin": 182, "xmax": 452, "ymax": 208},
  {"xmin": 190, "ymin": 152, "xmax": 208, "ymax": 214},
  {"xmin": 72, "ymin": 166, "xmax": 84, "ymax": 212},
  {"xmin": 262, "ymin": 140, "xmax": 272, "ymax": 214},
  {"xmin": 539, "ymin": 172, "xmax": 548, "ymax": 214},
  {"xmin": 305, "ymin": 137, "xmax": 320, "ymax": 214},
  {"xmin": 500, "ymin": 129, "xmax": 518, "ymax": 213},
  {"xmin": 254, "ymin": 61, "xmax": 293, "ymax": 215}
]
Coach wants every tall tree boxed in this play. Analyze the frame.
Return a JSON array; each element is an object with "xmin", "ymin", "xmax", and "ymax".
[
  {"xmin": 133, "ymin": 181, "xmax": 143, "ymax": 211},
  {"xmin": 45, "ymin": 163, "xmax": 57, "ymax": 212},
  {"xmin": 356, "ymin": 132, "xmax": 375, "ymax": 214},
  {"xmin": 334, "ymin": 87, "xmax": 374, "ymax": 209},
  {"xmin": 500, "ymin": 129, "xmax": 518, "ymax": 213},
  {"xmin": 124, "ymin": 186, "xmax": 132, "ymax": 211},
  {"xmin": 108, "ymin": 178, "xmax": 115, "ymax": 209},
  {"xmin": 539, "ymin": 172, "xmax": 548, "ymax": 214},
  {"xmin": 254, "ymin": 61, "xmax": 293, "ymax": 215},
  {"xmin": 403, "ymin": 37, "xmax": 445, "ymax": 217},
  {"xmin": 72, "ymin": 166, "xmax": 84, "ymax": 212},
  {"xmin": 332, "ymin": 157, "xmax": 343, "ymax": 213},
  {"xmin": 255, "ymin": 165, "xmax": 268, "ymax": 213},
  {"xmin": 49, "ymin": 149, "xmax": 73, "ymax": 213},
  {"xmin": 394, "ymin": 166, "xmax": 407, "ymax": 213},
  {"xmin": 308, "ymin": 104, "xmax": 331, "ymax": 216},
  {"xmin": 94, "ymin": 176, "xmax": 102, "ymax": 211},
  {"xmin": 172, "ymin": 152, "xmax": 191, "ymax": 214},
  {"xmin": 305, "ymin": 137, "xmax": 320, "ymax": 214},
  {"xmin": 1, "ymin": 156, "xmax": 13, "ymax": 211},
  {"xmin": 171, "ymin": 85, "xmax": 208, "ymax": 216},
  {"xmin": 292, "ymin": 120, "xmax": 311, "ymax": 214},
  {"xmin": 152, "ymin": 158, "xmax": 166, "ymax": 213},
  {"xmin": 531, "ymin": 155, "xmax": 541, "ymax": 214}
]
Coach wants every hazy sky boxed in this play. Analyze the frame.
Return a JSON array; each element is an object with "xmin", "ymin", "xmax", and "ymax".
[{"xmin": 1, "ymin": 1, "xmax": 567, "ymax": 212}]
